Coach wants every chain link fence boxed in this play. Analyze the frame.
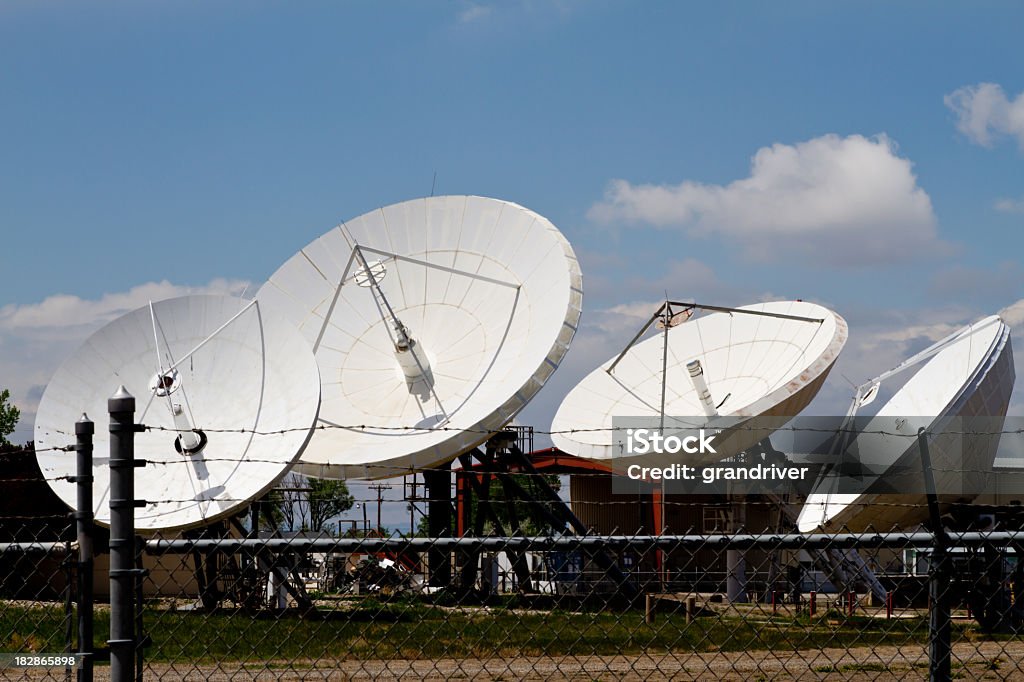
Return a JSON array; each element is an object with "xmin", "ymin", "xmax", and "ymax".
[
  {"xmin": 1, "ymin": 443, "xmax": 79, "ymax": 681},
  {"xmin": 7, "ymin": 522, "xmax": 1024, "ymax": 679},
  {"xmin": 7, "ymin": 420, "xmax": 1024, "ymax": 680}
]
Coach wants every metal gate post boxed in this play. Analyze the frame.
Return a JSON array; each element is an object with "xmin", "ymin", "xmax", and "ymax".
[
  {"xmin": 74, "ymin": 414, "xmax": 95, "ymax": 682},
  {"xmin": 108, "ymin": 387, "xmax": 139, "ymax": 682}
]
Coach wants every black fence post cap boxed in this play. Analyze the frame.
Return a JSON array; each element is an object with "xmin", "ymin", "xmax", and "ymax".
[
  {"xmin": 76, "ymin": 413, "xmax": 94, "ymax": 436},
  {"xmin": 108, "ymin": 385, "xmax": 135, "ymax": 413}
]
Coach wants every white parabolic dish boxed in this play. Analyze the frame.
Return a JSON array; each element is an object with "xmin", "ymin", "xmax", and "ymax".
[
  {"xmin": 257, "ymin": 195, "xmax": 583, "ymax": 479},
  {"xmin": 797, "ymin": 314, "xmax": 1015, "ymax": 533},
  {"xmin": 551, "ymin": 301, "xmax": 848, "ymax": 464},
  {"xmin": 34, "ymin": 295, "xmax": 321, "ymax": 531}
]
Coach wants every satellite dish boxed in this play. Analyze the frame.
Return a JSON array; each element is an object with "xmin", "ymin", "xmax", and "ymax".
[
  {"xmin": 797, "ymin": 315, "xmax": 1015, "ymax": 532},
  {"xmin": 257, "ymin": 195, "xmax": 582, "ymax": 479},
  {"xmin": 34, "ymin": 295, "xmax": 321, "ymax": 531},
  {"xmin": 551, "ymin": 300, "xmax": 847, "ymax": 465}
]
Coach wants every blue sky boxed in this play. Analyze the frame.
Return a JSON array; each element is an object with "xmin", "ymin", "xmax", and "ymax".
[
  {"xmin": 2, "ymin": 2, "xmax": 1023, "ymax": 527},
  {"xmin": 2, "ymin": 2, "xmax": 1022, "ymax": 304}
]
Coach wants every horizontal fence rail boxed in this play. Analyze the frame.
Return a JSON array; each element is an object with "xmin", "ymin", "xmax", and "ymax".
[{"xmin": 141, "ymin": 531, "xmax": 1024, "ymax": 553}]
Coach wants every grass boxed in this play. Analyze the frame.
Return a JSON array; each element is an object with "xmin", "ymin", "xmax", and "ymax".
[
  {"xmin": 813, "ymin": 663, "xmax": 888, "ymax": 673},
  {"xmin": 0, "ymin": 597, "xmax": 992, "ymax": 667}
]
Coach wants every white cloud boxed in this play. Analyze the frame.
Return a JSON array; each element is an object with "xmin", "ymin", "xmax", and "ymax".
[
  {"xmin": 0, "ymin": 278, "xmax": 248, "ymax": 335},
  {"xmin": 1001, "ymin": 299, "xmax": 1024, "ymax": 329},
  {"xmin": 867, "ymin": 321, "xmax": 965, "ymax": 348},
  {"xmin": 0, "ymin": 278, "xmax": 250, "ymax": 445},
  {"xmin": 945, "ymin": 82, "xmax": 1024, "ymax": 149},
  {"xmin": 589, "ymin": 134, "xmax": 942, "ymax": 266},
  {"xmin": 457, "ymin": 3, "xmax": 493, "ymax": 24},
  {"xmin": 995, "ymin": 196, "xmax": 1024, "ymax": 214},
  {"xmin": 453, "ymin": 0, "xmax": 583, "ymax": 31},
  {"xmin": 588, "ymin": 300, "xmax": 664, "ymax": 336}
]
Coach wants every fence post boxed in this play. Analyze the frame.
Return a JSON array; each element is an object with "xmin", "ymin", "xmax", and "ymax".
[
  {"xmin": 425, "ymin": 464, "xmax": 452, "ymax": 588},
  {"xmin": 63, "ymin": 539, "xmax": 74, "ymax": 678},
  {"xmin": 134, "ymin": 537, "xmax": 145, "ymax": 682},
  {"xmin": 919, "ymin": 428, "xmax": 951, "ymax": 682},
  {"xmin": 928, "ymin": 544, "xmax": 951, "ymax": 682},
  {"xmin": 74, "ymin": 414, "xmax": 94, "ymax": 682},
  {"xmin": 108, "ymin": 387, "xmax": 138, "ymax": 682}
]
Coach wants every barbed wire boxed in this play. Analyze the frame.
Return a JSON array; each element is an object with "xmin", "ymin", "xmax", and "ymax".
[
  {"xmin": 5, "ymin": 525, "xmax": 1020, "ymax": 542},
  {"xmin": 147, "ymin": 422, "xmax": 1024, "ymax": 437},
  {"xmin": 42, "ymin": 421, "xmax": 1024, "ymax": 440},
  {"xmin": 64, "ymin": 497, "xmax": 969, "ymax": 510},
  {"xmin": 10, "ymin": 419, "xmax": 1024, "ymax": 501},
  {"xmin": 142, "ymin": 456, "xmax": 1024, "ymax": 479},
  {"xmin": 0, "ymin": 475, "xmax": 74, "ymax": 483},
  {"xmin": 5, "ymin": 457, "xmax": 1018, "ymax": 487},
  {"xmin": 0, "ymin": 444, "xmax": 78, "ymax": 457},
  {"xmin": 9, "ymin": 450, "xmax": 1024, "ymax": 482},
  {"xmin": 0, "ymin": 513, "xmax": 75, "ymax": 521}
]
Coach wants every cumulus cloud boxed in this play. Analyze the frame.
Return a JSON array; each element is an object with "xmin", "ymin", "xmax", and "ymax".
[
  {"xmin": 454, "ymin": 0, "xmax": 581, "ymax": 29},
  {"xmin": 945, "ymin": 83, "xmax": 1024, "ymax": 149},
  {"xmin": 995, "ymin": 196, "xmax": 1024, "ymax": 214},
  {"xmin": 586, "ymin": 300, "xmax": 664, "ymax": 337},
  {"xmin": 0, "ymin": 279, "xmax": 248, "ymax": 335},
  {"xmin": 457, "ymin": 3, "xmax": 493, "ymax": 23},
  {"xmin": 588, "ymin": 134, "xmax": 944, "ymax": 266},
  {"xmin": 1001, "ymin": 299, "xmax": 1024, "ymax": 329},
  {"xmin": 0, "ymin": 278, "xmax": 250, "ymax": 445}
]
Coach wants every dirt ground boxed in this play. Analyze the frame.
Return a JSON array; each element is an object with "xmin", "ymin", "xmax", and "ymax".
[{"xmin": 10, "ymin": 641, "xmax": 1024, "ymax": 681}]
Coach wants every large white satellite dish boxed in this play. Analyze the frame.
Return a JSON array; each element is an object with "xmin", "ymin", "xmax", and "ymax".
[
  {"xmin": 551, "ymin": 300, "xmax": 847, "ymax": 465},
  {"xmin": 257, "ymin": 195, "xmax": 582, "ymax": 479},
  {"xmin": 34, "ymin": 295, "xmax": 321, "ymax": 531},
  {"xmin": 797, "ymin": 315, "xmax": 1014, "ymax": 533}
]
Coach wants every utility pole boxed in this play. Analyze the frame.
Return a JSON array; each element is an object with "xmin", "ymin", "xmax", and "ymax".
[{"xmin": 368, "ymin": 483, "xmax": 392, "ymax": 534}]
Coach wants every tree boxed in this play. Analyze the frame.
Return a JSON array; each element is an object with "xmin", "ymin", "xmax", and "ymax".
[
  {"xmin": 308, "ymin": 477, "xmax": 354, "ymax": 532},
  {"xmin": 265, "ymin": 473, "xmax": 354, "ymax": 534},
  {"xmin": 441, "ymin": 473, "xmax": 562, "ymax": 537},
  {"xmin": 0, "ymin": 390, "xmax": 19, "ymax": 447},
  {"xmin": 487, "ymin": 473, "xmax": 562, "ymax": 535}
]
